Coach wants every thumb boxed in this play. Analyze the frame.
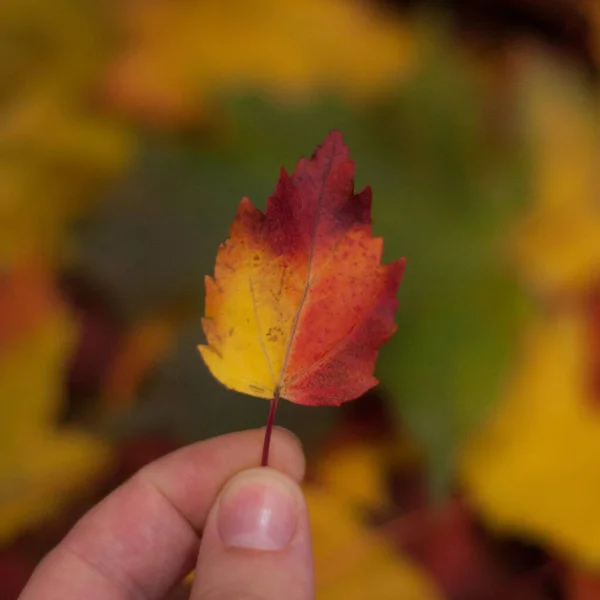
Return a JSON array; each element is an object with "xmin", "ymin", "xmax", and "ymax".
[{"xmin": 190, "ymin": 467, "xmax": 314, "ymax": 600}]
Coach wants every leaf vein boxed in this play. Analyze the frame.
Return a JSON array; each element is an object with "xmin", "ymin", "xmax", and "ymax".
[
  {"xmin": 275, "ymin": 150, "xmax": 336, "ymax": 389},
  {"xmin": 248, "ymin": 274, "xmax": 276, "ymax": 388},
  {"xmin": 282, "ymin": 291, "xmax": 379, "ymax": 392}
]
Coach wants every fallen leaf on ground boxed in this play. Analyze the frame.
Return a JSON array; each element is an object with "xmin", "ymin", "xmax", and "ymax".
[
  {"xmin": 564, "ymin": 566, "xmax": 600, "ymax": 600},
  {"xmin": 306, "ymin": 486, "xmax": 442, "ymax": 599},
  {"xmin": 0, "ymin": 0, "xmax": 135, "ymax": 267},
  {"xmin": 460, "ymin": 307, "xmax": 600, "ymax": 567},
  {"xmin": 0, "ymin": 259, "xmax": 62, "ymax": 355},
  {"xmin": 0, "ymin": 267, "xmax": 112, "ymax": 542},
  {"xmin": 315, "ymin": 441, "xmax": 390, "ymax": 512},
  {"xmin": 103, "ymin": 0, "xmax": 413, "ymax": 126},
  {"xmin": 102, "ymin": 314, "xmax": 179, "ymax": 410},
  {"xmin": 513, "ymin": 50, "xmax": 600, "ymax": 294}
]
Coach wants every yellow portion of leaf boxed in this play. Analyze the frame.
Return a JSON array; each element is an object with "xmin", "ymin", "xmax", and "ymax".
[
  {"xmin": 200, "ymin": 263, "xmax": 289, "ymax": 398},
  {"xmin": 0, "ymin": 291, "xmax": 112, "ymax": 542},
  {"xmin": 200, "ymin": 215, "xmax": 306, "ymax": 397},
  {"xmin": 105, "ymin": 0, "xmax": 413, "ymax": 124}
]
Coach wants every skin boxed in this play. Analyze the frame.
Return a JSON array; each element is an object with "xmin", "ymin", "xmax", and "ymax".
[{"xmin": 18, "ymin": 428, "xmax": 314, "ymax": 600}]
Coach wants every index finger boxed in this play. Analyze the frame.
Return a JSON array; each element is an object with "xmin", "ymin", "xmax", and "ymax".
[{"xmin": 19, "ymin": 427, "xmax": 304, "ymax": 600}]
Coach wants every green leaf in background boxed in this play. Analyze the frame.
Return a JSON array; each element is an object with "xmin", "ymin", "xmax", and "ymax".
[
  {"xmin": 74, "ymin": 144, "xmax": 226, "ymax": 321},
  {"xmin": 373, "ymin": 33, "xmax": 531, "ymax": 494}
]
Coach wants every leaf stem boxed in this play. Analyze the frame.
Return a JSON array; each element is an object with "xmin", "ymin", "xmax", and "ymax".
[{"xmin": 261, "ymin": 391, "xmax": 280, "ymax": 467}]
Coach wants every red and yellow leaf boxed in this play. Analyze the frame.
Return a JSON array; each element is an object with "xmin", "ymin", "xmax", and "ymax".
[{"xmin": 199, "ymin": 131, "xmax": 404, "ymax": 407}]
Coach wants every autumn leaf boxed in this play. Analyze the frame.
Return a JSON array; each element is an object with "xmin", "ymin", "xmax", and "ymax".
[
  {"xmin": 103, "ymin": 0, "xmax": 413, "ymax": 126},
  {"xmin": 0, "ymin": 259, "xmax": 60, "ymax": 355},
  {"xmin": 101, "ymin": 314, "xmax": 178, "ymax": 411},
  {"xmin": 0, "ymin": 263, "xmax": 111, "ymax": 542},
  {"xmin": 512, "ymin": 50, "xmax": 600, "ymax": 294},
  {"xmin": 0, "ymin": 0, "xmax": 135, "ymax": 268},
  {"xmin": 565, "ymin": 567, "xmax": 600, "ymax": 600},
  {"xmin": 460, "ymin": 308, "xmax": 600, "ymax": 567},
  {"xmin": 307, "ymin": 487, "xmax": 442, "ymax": 599},
  {"xmin": 315, "ymin": 441, "xmax": 390, "ymax": 511},
  {"xmin": 459, "ymin": 51, "xmax": 600, "ymax": 568},
  {"xmin": 199, "ymin": 132, "xmax": 404, "ymax": 461}
]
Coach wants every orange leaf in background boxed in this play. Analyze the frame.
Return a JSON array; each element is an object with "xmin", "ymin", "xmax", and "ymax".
[
  {"xmin": 566, "ymin": 568, "xmax": 600, "ymax": 600},
  {"xmin": 0, "ymin": 259, "xmax": 60, "ymax": 355},
  {"xmin": 102, "ymin": 315, "xmax": 178, "ymax": 410},
  {"xmin": 199, "ymin": 132, "xmax": 404, "ymax": 461},
  {"xmin": 307, "ymin": 487, "xmax": 442, "ymax": 600},
  {"xmin": 0, "ymin": 269, "xmax": 111, "ymax": 543}
]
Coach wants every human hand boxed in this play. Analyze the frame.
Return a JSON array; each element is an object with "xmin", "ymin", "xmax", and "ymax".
[{"xmin": 19, "ymin": 428, "xmax": 313, "ymax": 600}]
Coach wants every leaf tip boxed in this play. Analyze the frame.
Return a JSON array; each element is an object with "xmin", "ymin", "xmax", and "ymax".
[{"xmin": 309, "ymin": 130, "xmax": 349, "ymax": 164}]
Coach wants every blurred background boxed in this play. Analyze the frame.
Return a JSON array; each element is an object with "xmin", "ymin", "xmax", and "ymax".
[{"xmin": 1, "ymin": 0, "xmax": 600, "ymax": 598}]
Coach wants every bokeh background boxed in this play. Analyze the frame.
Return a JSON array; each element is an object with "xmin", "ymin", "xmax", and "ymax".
[{"xmin": 2, "ymin": 0, "xmax": 600, "ymax": 598}]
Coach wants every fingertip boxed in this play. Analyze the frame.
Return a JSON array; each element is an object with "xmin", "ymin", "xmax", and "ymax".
[
  {"xmin": 191, "ymin": 467, "xmax": 314, "ymax": 600},
  {"xmin": 217, "ymin": 468, "xmax": 303, "ymax": 551}
]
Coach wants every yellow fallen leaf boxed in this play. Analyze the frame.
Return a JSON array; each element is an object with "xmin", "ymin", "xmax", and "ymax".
[
  {"xmin": 0, "ymin": 0, "xmax": 135, "ymax": 267},
  {"xmin": 306, "ymin": 487, "xmax": 441, "ymax": 599},
  {"xmin": 0, "ymin": 268, "xmax": 112, "ymax": 542},
  {"xmin": 104, "ymin": 0, "xmax": 413, "ymax": 125},
  {"xmin": 512, "ymin": 49, "xmax": 600, "ymax": 294},
  {"xmin": 460, "ymin": 309, "xmax": 600, "ymax": 567},
  {"xmin": 461, "ymin": 46, "xmax": 600, "ymax": 570},
  {"xmin": 315, "ymin": 442, "xmax": 390, "ymax": 512}
]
